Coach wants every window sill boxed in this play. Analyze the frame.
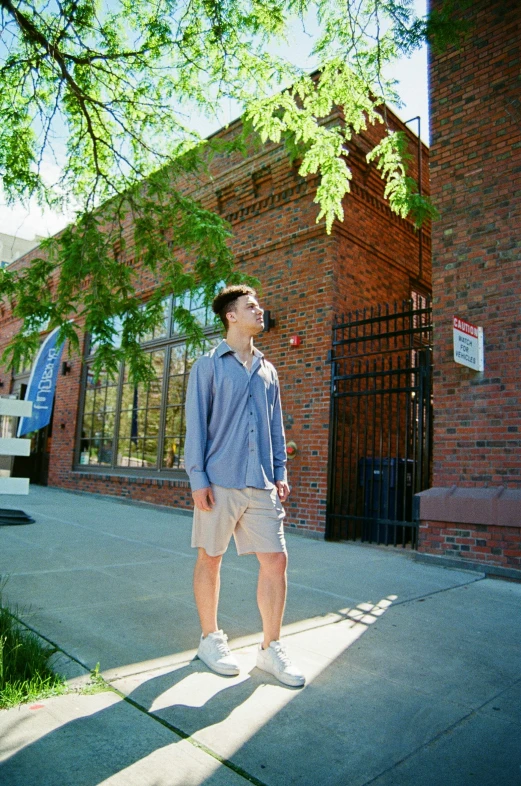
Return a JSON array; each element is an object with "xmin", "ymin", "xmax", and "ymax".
[{"xmin": 71, "ymin": 467, "xmax": 191, "ymax": 488}]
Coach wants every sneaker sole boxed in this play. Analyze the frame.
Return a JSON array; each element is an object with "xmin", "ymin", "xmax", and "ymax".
[
  {"xmin": 256, "ymin": 660, "xmax": 305, "ymax": 687},
  {"xmin": 197, "ymin": 652, "xmax": 240, "ymax": 677}
]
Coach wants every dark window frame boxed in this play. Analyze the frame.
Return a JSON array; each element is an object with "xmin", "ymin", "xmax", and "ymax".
[{"xmin": 74, "ymin": 295, "xmax": 221, "ymax": 479}]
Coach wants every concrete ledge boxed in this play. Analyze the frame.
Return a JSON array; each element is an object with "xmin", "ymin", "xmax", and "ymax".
[
  {"xmin": 47, "ymin": 485, "xmax": 193, "ymax": 517},
  {"xmin": 414, "ymin": 551, "xmax": 521, "ymax": 582},
  {"xmin": 70, "ymin": 470, "xmax": 191, "ymax": 488},
  {"xmin": 285, "ymin": 524, "xmax": 325, "ymax": 541},
  {"xmin": 416, "ymin": 486, "xmax": 521, "ymax": 527}
]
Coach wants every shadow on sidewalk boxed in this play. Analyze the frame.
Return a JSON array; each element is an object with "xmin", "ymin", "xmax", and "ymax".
[
  {"xmin": 0, "ymin": 597, "xmax": 397, "ymax": 786},
  {"xmin": 0, "ymin": 661, "xmax": 262, "ymax": 786}
]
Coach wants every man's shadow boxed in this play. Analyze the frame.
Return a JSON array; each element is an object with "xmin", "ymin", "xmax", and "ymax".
[{"xmin": 0, "ymin": 656, "xmax": 272, "ymax": 786}]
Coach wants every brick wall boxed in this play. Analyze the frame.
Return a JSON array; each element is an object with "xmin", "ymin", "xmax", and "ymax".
[
  {"xmin": 419, "ymin": 521, "xmax": 521, "ymax": 572},
  {"xmin": 428, "ymin": 0, "xmax": 521, "ymax": 488},
  {"xmin": 419, "ymin": 0, "xmax": 521, "ymax": 574},
  {"xmin": 0, "ymin": 105, "xmax": 428, "ymax": 536}
]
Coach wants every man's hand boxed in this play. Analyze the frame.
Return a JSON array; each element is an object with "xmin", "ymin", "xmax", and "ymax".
[
  {"xmin": 192, "ymin": 486, "xmax": 215, "ymax": 511},
  {"xmin": 276, "ymin": 480, "xmax": 290, "ymax": 503}
]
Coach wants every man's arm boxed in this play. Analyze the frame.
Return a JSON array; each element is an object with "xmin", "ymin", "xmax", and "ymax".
[
  {"xmin": 271, "ymin": 371, "xmax": 289, "ymax": 500},
  {"xmin": 184, "ymin": 358, "xmax": 213, "ymax": 504}
]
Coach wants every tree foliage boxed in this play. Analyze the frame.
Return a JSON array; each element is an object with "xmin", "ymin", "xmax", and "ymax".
[{"xmin": 0, "ymin": 0, "xmax": 465, "ymax": 377}]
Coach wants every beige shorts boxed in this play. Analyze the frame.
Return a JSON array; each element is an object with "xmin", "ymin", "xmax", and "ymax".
[{"xmin": 191, "ymin": 484, "xmax": 287, "ymax": 557}]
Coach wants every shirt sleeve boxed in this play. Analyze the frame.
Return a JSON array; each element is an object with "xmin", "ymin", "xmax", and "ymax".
[
  {"xmin": 184, "ymin": 357, "xmax": 212, "ymax": 491},
  {"xmin": 271, "ymin": 371, "xmax": 288, "ymax": 484}
]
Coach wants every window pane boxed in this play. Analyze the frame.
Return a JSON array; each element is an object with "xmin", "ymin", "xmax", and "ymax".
[
  {"xmin": 171, "ymin": 292, "xmax": 190, "ymax": 335},
  {"xmin": 165, "ymin": 406, "xmax": 182, "ymax": 435},
  {"xmin": 105, "ymin": 386, "xmax": 118, "ymax": 411},
  {"xmin": 190, "ymin": 289, "xmax": 208, "ymax": 326},
  {"xmin": 167, "ymin": 376, "xmax": 184, "ymax": 406},
  {"xmin": 98, "ymin": 440, "xmax": 114, "ymax": 466},
  {"xmin": 148, "ymin": 381, "xmax": 162, "ymax": 408},
  {"xmin": 81, "ymin": 420, "xmax": 93, "ymax": 441},
  {"xmin": 116, "ymin": 440, "xmax": 131, "ymax": 466},
  {"xmin": 84, "ymin": 387, "xmax": 95, "ymax": 414},
  {"xmin": 103, "ymin": 411, "xmax": 115, "ymax": 437},
  {"xmin": 120, "ymin": 383, "xmax": 135, "ymax": 410},
  {"xmin": 129, "ymin": 438, "xmax": 144, "ymax": 466},
  {"xmin": 92, "ymin": 412, "xmax": 105, "ymax": 434},
  {"xmin": 185, "ymin": 341, "xmax": 206, "ymax": 373},
  {"xmin": 163, "ymin": 437, "xmax": 182, "ymax": 468},
  {"xmin": 150, "ymin": 350, "xmax": 165, "ymax": 378},
  {"xmin": 118, "ymin": 410, "xmax": 131, "ymax": 438},
  {"xmin": 177, "ymin": 437, "xmax": 185, "ymax": 469},
  {"xmin": 169, "ymin": 345, "xmax": 186, "ymax": 375},
  {"xmin": 136, "ymin": 409, "xmax": 146, "ymax": 435},
  {"xmin": 139, "ymin": 297, "xmax": 171, "ymax": 343},
  {"xmin": 143, "ymin": 439, "xmax": 158, "ymax": 467},
  {"xmin": 146, "ymin": 408, "xmax": 161, "ymax": 437}
]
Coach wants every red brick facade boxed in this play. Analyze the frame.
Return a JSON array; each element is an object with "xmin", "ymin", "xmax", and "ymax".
[
  {"xmin": 418, "ymin": 0, "xmax": 521, "ymax": 576},
  {"xmin": 0, "ymin": 106, "xmax": 429, "ymax": 537},
  {"xmin": 419, "ymin": 523, "xmax": 521, "ymax": 572}
]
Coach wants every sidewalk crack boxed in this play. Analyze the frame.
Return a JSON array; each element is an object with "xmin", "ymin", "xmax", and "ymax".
[{"xmin": 390, "ymin": 573, "xmax": 486, "ymax": 607}]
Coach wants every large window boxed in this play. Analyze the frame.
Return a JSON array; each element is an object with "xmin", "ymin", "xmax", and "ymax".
[{"xmin": 77, "ymin": 293, "xmax": 219, "ymax": 474}]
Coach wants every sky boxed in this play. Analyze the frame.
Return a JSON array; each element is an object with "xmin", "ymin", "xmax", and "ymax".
[{"xmin": 0, "ymin": 0, "xmax": 428, "ymax": 243}]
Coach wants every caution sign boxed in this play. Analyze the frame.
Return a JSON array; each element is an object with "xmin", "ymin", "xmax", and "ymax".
[{"xmin": 453, "ymin": 316, "xmax": 484, "ymax": 371}]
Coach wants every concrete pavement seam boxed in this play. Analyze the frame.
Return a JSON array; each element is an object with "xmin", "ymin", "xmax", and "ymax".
[
  {"xmin": 4, "ymin": 610, "xmax": 91, "ymax": 678},
  {"xmin": 26, "ymin": 509, "xmax": 195, "ymax": 560},
  {"xmin": 113, "ymin": 689, "xmax": 270, "ymax": 786},
  {"xmin": 388, "ymin": 573, "xmax": 486, "ymax": 607}
]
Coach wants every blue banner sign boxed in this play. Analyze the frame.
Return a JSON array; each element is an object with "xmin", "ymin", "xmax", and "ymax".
[{"xmin": 17, "ymin": 327, "xmax": 65, "ymax": 437}]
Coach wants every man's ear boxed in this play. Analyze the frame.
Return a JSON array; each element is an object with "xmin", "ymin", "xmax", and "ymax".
[{"xmin": 226, "ymin": 309, "xmax": 237, "ymax": 324}]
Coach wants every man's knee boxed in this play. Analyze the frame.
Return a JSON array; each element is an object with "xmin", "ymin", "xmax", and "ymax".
[
  {"xmin": 257, "ymin": 551, "xmax": 287, "ymax": 575},
  {"xmin": 196, "ymin": 548, "xmax": 223, "ymax": 573}
]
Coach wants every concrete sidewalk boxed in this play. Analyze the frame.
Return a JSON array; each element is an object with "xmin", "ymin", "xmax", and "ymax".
[{"xmin": 0, "ymin": 486, "xmax": 520, "ymax": 786}]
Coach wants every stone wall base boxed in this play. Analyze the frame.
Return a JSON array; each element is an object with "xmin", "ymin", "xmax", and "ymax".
[
  {"xmin": 417, "ymin": 486, "xmax": 521, "ymax": 576},
  {"xmin": 414, "ymin": 551, "xmax": 521, "ymax": 582}
]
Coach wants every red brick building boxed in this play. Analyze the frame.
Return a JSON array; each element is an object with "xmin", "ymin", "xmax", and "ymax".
[
  {"xmin": 417, "ymin": 0, "xmax": 521, "ymax": 577},
  {"xmin": 0, "ymin": 105, "xmax": 430, "ymax": 536}
]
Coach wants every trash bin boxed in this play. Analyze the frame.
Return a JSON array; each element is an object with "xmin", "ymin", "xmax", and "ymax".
[{"xmin": 358, "ymin": 457, "xmax": 414, "ymax": 543}]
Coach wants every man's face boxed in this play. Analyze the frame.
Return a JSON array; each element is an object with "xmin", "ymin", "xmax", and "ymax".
[{"xmin": 227, "ymin": 294, "xmax": 264, "ymax": 334}]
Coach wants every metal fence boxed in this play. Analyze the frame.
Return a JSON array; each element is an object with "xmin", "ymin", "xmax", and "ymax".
[{"xmin": 326, "ymin": 300, "xmax": 433, "ymax": 547}]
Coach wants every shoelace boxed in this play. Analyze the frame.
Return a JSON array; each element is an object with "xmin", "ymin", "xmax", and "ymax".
[
  {"xmin": 214, "ymin": 634, "xmax": 231, "ymax": 656},
  {"xmin": 271, "ymin": 642, "xmax": 291, "ymax": 667}
]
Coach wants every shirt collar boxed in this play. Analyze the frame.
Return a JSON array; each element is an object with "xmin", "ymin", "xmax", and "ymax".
[{"xmin": 218, "ymin": 339, "xmax": 264, "ymax": 359}]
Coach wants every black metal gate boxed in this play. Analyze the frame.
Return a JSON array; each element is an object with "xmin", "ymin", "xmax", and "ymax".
[{"xmin": 326, "ymin": 299, "xmax": 433, "ymax": 547}]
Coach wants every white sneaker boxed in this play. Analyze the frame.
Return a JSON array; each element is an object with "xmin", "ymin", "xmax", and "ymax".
[
  {"xmin": 197, "ymin": 630, "xmax": 240, "ymax": 676},
  {"xmin": 256, "ymin": 641, "xmax": 305, "ymax": 687}
]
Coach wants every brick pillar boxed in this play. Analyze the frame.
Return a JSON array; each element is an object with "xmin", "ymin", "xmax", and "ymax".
[{"xmin": 417, "ymin": 0, "xmax": 521, "ymax": 576}]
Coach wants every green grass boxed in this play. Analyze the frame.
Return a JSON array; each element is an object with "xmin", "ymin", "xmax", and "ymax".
[{"xmin": 0, "ymin": 586, "xmax": 68, "ymax": 709}]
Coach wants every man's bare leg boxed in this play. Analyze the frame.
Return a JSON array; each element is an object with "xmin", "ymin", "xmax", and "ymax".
[
  {"xmin": 255, "ymin": 550, "xmax": 305, "ymax": 686},
  {"xmin": 194, "ymin": 548, "xmax": 222, "ymax": 636},
  {"xmin": 256, "ymin": 551, "xmax": 288, "ymax": 649},
  {"xmin": 194, "ymin": 547, "xmax": 239, "ymax": 675}
]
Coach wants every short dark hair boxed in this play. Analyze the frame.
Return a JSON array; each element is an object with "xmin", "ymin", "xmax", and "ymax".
[{"xmin": 212, "ymin": 285, "xmax": 257, "ymax": 329}]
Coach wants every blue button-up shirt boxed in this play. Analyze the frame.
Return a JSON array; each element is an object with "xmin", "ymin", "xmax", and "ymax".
[{"xmin": 185, "ymin": 340, "xmax": 287, "ymax": 491}]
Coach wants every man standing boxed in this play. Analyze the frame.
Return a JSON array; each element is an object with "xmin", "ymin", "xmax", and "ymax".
[{"xmin": 185, "ymin": 284, "xmax": 305, "ymax": 687}]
